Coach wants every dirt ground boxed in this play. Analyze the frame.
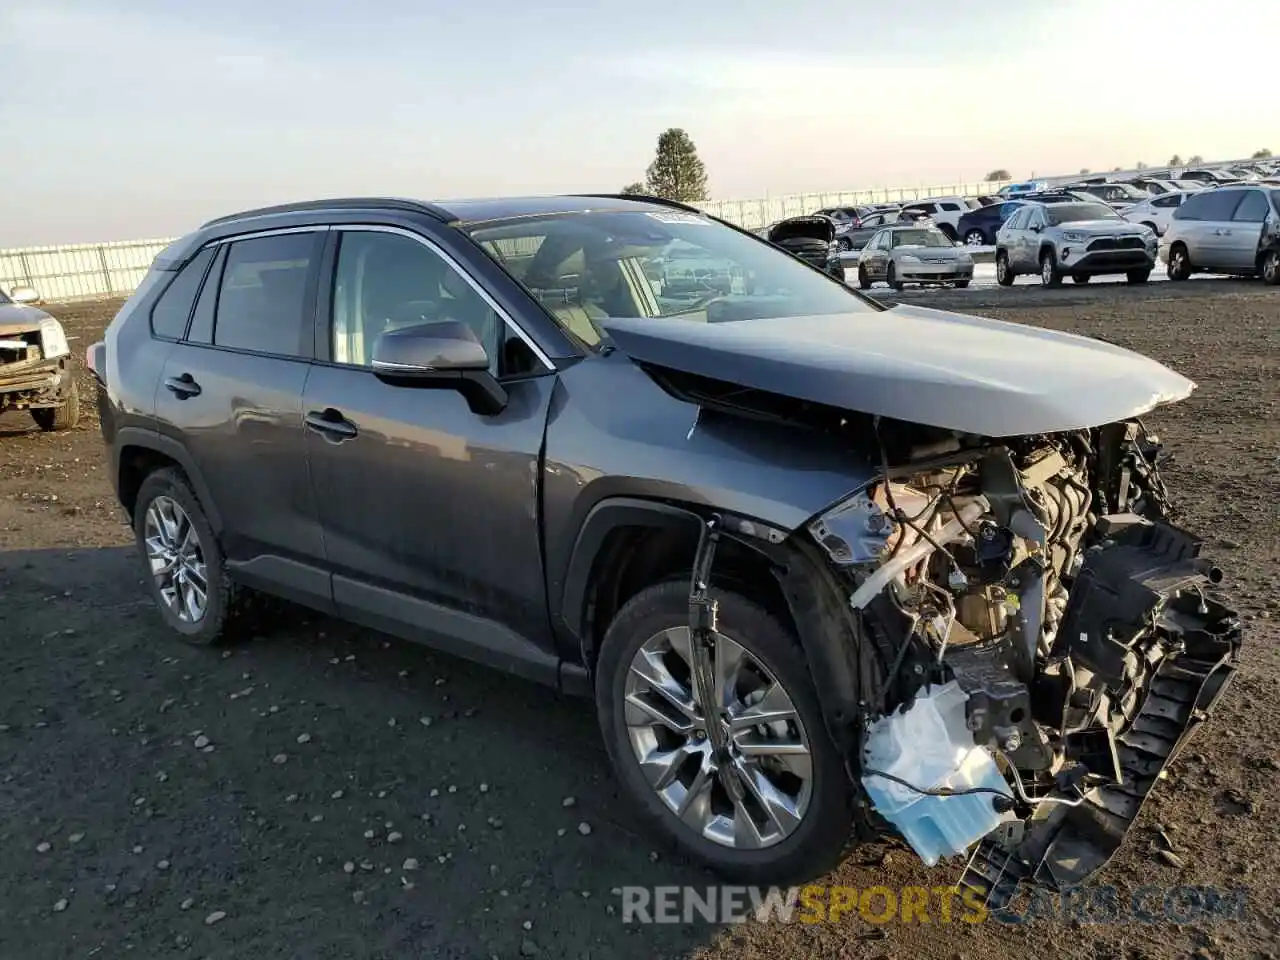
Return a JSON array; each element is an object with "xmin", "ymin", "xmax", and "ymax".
[{"xmin": 1, "ymin": 285, "xmax": 1278, "ymax": 960}]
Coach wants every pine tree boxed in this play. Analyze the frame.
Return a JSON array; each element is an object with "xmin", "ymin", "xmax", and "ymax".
[
  {"xmin": 620, "ymin": 182, "xmax": 647, "ymax": 195},
  {"xmin": 644, "ymin": 129, "xmax": 709, "ymax": 202}
]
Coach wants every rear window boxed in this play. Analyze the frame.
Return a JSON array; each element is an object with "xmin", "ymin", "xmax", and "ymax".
[
  {"xmin": 212, "ymin": 233, "xmax": 319, "ymax": 356},
  {"xmin": 1232, "ymin": 190, "xmax": 1270, "ymax": 222},
  {"xmin": 1177, "ymin": 190, "xmax": 1244, "ymax": 221}
]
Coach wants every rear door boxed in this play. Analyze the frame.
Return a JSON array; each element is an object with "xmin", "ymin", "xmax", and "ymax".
[
  {"xmin": 1225, "ymin": 189, "xmax": 1270, "ymax": 270},
  {"xmin": 154, "ymin": 228, "xmax": 331, "ymax": 610},
  {"xmin": 302, "ymin": 224, "xmax": 562, "ymax": 682}
]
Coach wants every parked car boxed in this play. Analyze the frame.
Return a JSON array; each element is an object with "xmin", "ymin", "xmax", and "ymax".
[
  {"xmin": 1161, "ymin": 186, "xmax": 1280, "ymax": 284},
  {"xmin": 834, "ymin": 210, "xmax": 903, "ymax": 251},
  {"xmin": 956, "ymin": 200, "xmax": 1025, "ymax": 246},
  {"xmin": 813, "ymin": 206, "xmax": 877, "ymax": 250},
  {"xmin": 1123, "ymin": 178, "xmax": 1190, "ymax": 196},
  {"xmin": 0, "ymin": 284, "xmax": 80, "ymax": 431},
  {"xmin": 896, "ymin": 197, "xmax": 980, "ymax": 240},
  {"xmin": 1122, "ymin": 191, "xmax": 1192, "ymax": 237},
  {"xmin": 974, "ymin": 195, "xmax": 1004, "ymax": 206},
  {"xmin": 765, "ymin": 216, "xmax": 846, "ymax": 279},
  {"xmin": 997, "ymin": 180, "xmax": 1048, "ymax": 198},
  {"xmin": 895, "ymin": 208, "xmax": 936, "ymax": 225},
  {"xmin": 995, "ymin": 200, "xmax": 1158, "ymax": 287},
  {"xmin": 855, "ymin": 225, "xmax": 974, "ymax": 290},
  {"xmin": 1179, "ymin": 168, "xmax": 1239, "ymax": 184},
  {"xmin": 1062, "ymin": 182, "xmax": 1151, "ymax": 211},
  {"xmin": 87, "ymin": 193, "xmax": 1240, "ymax": 893}
]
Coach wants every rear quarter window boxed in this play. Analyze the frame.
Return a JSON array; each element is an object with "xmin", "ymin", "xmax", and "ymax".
[{"xmin": 149, "ymin": 246, "xmax": 215, "ymax": 340}]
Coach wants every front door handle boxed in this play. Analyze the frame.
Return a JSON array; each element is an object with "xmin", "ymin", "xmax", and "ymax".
[
  {"xmin": 305, "ymin": 409, "xmax": 358, "ymax": 442},
  {"xmin": 163, "ymin": 373, "xmax": 201, "ymax": 398}
]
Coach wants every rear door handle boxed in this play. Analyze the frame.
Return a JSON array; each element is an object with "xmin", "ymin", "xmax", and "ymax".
[
  {"xmin": 163, "ymin": 373, "xmax": 201, "ymax": 398},
  {"xmin": 305, "ymin": 409, "xmax": 358, "ymax": 442}
]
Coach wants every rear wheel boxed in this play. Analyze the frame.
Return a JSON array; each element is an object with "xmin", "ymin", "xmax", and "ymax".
[
  {"xmin": 996, "ymin": 251, "xmax": 1015, "ymax": 286},
  {"xmin": 594, "ymin": 582, "xmax": 852, "ymax": 883},
  {"xmin": 838, "ymin": 237, "xmax": 852, "ymax": 252},
  {"xmin": 857, "ymin": 264, "xmax": 872, "ymax": 289},
  {"xmin": 1260, "ymin": 250, "xmax": 1279, "ymax": 286},
  {"xmin": 1126, "ymin": 268, "xmax": 1152, "ymax": 284},
  {"xmin": 31, "ymin": 380, "xmax": 80, "ymax": 432},
  {"xmin": 133, "ymin": 468, "xmax": 244, "ymax": 646},
  {"xmin": 1039, "ymin": 250, "xmax": 1062, "ymax": 288},
  {"xmin": 954, "ymin": 279, "xmax": 971, "ymax": 289},
  {"xmin": 1167, "ymin": 243, "xmax": 1192, "ymax": 281},
  {"xmin": 964, "ymin": 229, "xmax": 986, "ymax": 246}
]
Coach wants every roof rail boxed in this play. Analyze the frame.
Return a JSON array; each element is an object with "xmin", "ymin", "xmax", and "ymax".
[
  {"xmin": 200, "ymin": 197, "xmax": 451, "ymax": 228},
  {"xmin": 573, "ymin": 193, "xmax": 706, "ymax": 214}
]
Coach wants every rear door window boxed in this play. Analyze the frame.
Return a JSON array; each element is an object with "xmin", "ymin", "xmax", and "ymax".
[
  {"xmin": 1231, "ymin": 190, "xmax": 1270, "ymax": 222},
  {"xmin": 1153, "ymin": 194, "xmax": 1182, "ymax": 208},
  {"xmin": 1179, "ymin": 190, "xmax": 1244, "ymax": 222},
  {"xmin": 150, "ymin": 246, "xmax": 215, "ymax": 340},
  {"xmin": 212, "ymin": 232, "xmax": 322, "ymax": 357}
]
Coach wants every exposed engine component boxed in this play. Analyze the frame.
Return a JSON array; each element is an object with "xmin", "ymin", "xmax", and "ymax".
[{"xmin": 808, "ymin": 419, "xmax": 1242, "ymax": 903}]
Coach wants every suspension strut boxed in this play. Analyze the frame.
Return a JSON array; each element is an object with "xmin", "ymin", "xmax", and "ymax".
[{"xmin": 687, "ymin": 515, "xmax": 746, "ymax": 803}]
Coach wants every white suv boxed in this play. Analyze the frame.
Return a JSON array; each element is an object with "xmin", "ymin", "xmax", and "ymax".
[
  {"xmin": 1123, "ymin": 191, "xmax": 1192, "ymax": 237},
  {"xmin": 896, "ymin": 197, "xmax": 980, "ymax": 241}
]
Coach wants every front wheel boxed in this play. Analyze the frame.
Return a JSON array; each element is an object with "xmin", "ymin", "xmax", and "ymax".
[
  {"xmin": 1127, "ymin": 267, "xmax": 1152, "ymax": 284},
  {"xmin": 31, "ymin": 379, "xmax": 80, "ymax": 432},
  {"xmin": 888, "ymin": 264, "xmax": 905, "ymax": 291},
  {"xmin": 996, "ymin": 251, "xmax": 1015, "ymax": 286},
  {"xmin": 1071, "ymin": 273, "xmax": 1091, "ymax": 284},
  {"xmin": 857, "ymin": 265, "xmax": 872, "ymax": 289},
  {"xmin": 594, "ymin": 582, "xmax": 852, "ymax": 883}
]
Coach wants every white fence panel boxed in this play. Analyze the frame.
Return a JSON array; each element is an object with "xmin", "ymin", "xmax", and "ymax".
[{"xmin": 0, "ymin": 239, "xmax": 174, "ymax": 302}]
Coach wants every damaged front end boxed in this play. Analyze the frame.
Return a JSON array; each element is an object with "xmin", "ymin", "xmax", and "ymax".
[{"xmin": 808, "ymin": 419, "xmax": 1242, "ymax": 907}]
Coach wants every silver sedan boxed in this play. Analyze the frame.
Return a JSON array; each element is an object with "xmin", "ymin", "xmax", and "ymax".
[{"xmin": 856, "ymin": 226, "xmax": 975, "ymax": 291}]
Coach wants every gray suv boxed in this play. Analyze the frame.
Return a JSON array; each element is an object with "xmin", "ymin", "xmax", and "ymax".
[
  {"xmin": 1160, "ymin": 186, "xmax": 1280, "ymax": 284},
  {"xmin": 996, "ymin": 200, "xmax": 1158, "ymax": 287},
  {"xmin": 88, "ymin": 195, "xmax": 1240, "ymax": 900}
]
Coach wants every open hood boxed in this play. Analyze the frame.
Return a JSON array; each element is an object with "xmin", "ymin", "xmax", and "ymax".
[
  {"xmin": 767, "ymin": 216, "xmax": 836, "ymax": 245},
  {"xmin": 601, "ymin": 304, "xmax": 1195, "ymax": 437}
]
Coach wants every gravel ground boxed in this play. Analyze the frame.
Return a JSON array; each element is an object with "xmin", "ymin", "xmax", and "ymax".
[{"xmin": 1, "ymin": 285, "xmax": 1278, "ymax": 960}]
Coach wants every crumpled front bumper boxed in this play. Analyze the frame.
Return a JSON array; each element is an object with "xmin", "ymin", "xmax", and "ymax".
[{"xmin": 0, "ymin": 357, "xmax": 72, "ymax": 409}]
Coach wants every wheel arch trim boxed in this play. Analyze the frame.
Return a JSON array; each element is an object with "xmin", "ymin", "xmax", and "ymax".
[{"xmin": 113, "ymin": 427, "xmax": 223, "ymax": 533}]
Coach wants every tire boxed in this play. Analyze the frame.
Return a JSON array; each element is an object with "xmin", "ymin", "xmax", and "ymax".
[
  {"xmin": 1260, "ymin": 250, "xmax": 1280, "ymax": 286},
  {"xmin": 1126, "ymin": 268, "xmax": 1152, "ymax": 284},
  {"xmin": 594, "ymin": 582, "xmax": 852, "ymax": 884},
  {"xmin": 857, "ymin": 265, "xmax": 872, "ymax": 289},
  {"xmin": 996, "ymin": 251, "xmax": 1015, "ymax": 286},
  {"xmin": 888, "ymin": 264, "xmax": 905, "ymax": 292},
  {"xmin": 963, "ymin": 229, "xmax": 987, "ymax": 246},
  {"xmin": 1039, "ymin": 249, "xmax": 1063, "ymax": 288},
  {"xmin": 1167, "ymin": 243, "xmax": 1192, "ymax": 281},
  {"xmin": 1071, "ymin": 273, "xmax": 1091, "ymax": 284},
  {"xmin": 31, "ymin": 379, "xmax": 80, "ymax": 432},
  {"xmin": 133, "ymin": 467, "xmax": 242, "ymax": 645},
  {"xmin": 838, "ymin": 237, "xmax": 852, "ymax": 252},
  {"xmin": 954, "ymin": 280, "xmax": 971, "ymax": 289}
]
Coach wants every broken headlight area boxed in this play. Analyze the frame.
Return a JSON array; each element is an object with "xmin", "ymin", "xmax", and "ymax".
[{"xmin": 809, "ymin": 420, "xmax": 1242, "ymax": 908}]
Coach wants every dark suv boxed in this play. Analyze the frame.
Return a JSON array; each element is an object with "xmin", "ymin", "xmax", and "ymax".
[{"xmin": 89, "ymin": 195, "xmax": 1241, "ymax": 899}]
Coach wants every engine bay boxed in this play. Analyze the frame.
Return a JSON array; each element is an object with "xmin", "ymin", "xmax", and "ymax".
[{"xmin": 807, "ymin": 419, "xmax": 1242, "ymax": 907}]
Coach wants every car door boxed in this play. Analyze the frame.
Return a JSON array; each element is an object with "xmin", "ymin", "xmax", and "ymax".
[
  {"xmin": 862, "ymin": 231, "xmax": 888, "ymax": 277},
  {"xmin": 1189, "ymin": 189, "xmax": 1246, "ymax": 268},
  {"xmin": 1225, "ymin": 189, "xmax": 1270, "ymax": 270},
  {"xmin": 1005, "ymin": 208, "xmax": 1033, "ymax": 269},
  {"xmin": 153, "ymin": 227, "xmax": 332, "ymax": 610},
  {"xmin": 301, "ymin": 224, "xmax": 562, "ymax": 683}
]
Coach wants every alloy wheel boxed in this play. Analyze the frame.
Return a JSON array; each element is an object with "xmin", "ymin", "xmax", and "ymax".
[
  {"xmin": 622, "ymin": 626, "xmax": 813, "ymax": 850},
  {"xmin": 144, "ymin": 496, "xmax": 208, "ymax": 623},
  {"xmin": 1264, "ymin": 252, "xmax": 1279, "ymax": 285},
  {"xmin": 965, "ymin": 230, "xmax": 985, "ymax": 246},
  {"xmin": 1041, "ymin": 256, "xmax": 1054, "ymax": 285}
]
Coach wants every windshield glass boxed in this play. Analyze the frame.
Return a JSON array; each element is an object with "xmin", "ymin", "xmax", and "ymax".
[
  {"xmin": 466, "ymin": 210, "xmax": 873, "ymax": 345},
  {"xmin": 1047, "ymin": 203, "xmax": 1120, "ymax": 225},
  {"xmin": 890, "ymin": 229, "xmax": 951, "ymax": 248}
]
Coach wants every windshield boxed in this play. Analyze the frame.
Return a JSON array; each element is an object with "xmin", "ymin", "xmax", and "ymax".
[
  {"xmin": 891, "ymin": 229, "xmax": 951, "ymax": 248},
  {"xmin": 465, "ymin": 210, "xmax": 874, "ymax": 345},
  {"xmin": 1047, "ymin": 203, "xmax": 1120, "ymax": 225}
]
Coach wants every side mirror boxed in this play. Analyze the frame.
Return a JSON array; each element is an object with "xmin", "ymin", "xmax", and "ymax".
[
  {"xmin": 370, "ymin": 320, "xmax": 507, "ymax": 415},
  {"xmin": 9, "ymin": 285, "xmax": 40, "ymax": 305},
  {"xmin": 1031, "ymin": 223, "xmax": 1044, "ymax": 233}
]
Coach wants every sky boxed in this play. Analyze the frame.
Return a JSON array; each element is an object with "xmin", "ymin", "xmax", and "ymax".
[{"xmin": 1, "ymin": 0, "xmax": 1275, "ymax": 247}]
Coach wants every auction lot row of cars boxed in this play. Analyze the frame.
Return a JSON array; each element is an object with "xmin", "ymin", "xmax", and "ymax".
[{"xmin": 760, "ymin": 160, "xmax": 1280, "ymax": 290}]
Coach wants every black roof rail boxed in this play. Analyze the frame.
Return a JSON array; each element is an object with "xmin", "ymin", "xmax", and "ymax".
[
  {"xmin": 200, "ymin": 197, "xmax": 452, "ymax": 228},
  {"xmin": 573, "ymin": 193, "xmax": 706, "ymax": 214}
]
